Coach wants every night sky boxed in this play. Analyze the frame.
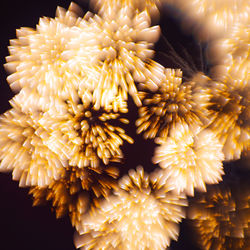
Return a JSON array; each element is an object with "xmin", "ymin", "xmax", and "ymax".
[{"xmin": 0, "ymin": 1, "xmax": 249, "ymax": 249}]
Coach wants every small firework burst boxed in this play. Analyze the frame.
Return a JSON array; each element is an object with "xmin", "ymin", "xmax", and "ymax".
[
  {"xmin": 208, "ymin": 80, "xmax": 250, "ymax": 161},
  {"xmin": 29, "ymin": 164, "xmax": 119, "ymax": 231},
  {"xmin": 188, "ymin": 182, "xmax": 250, "ymax": 249},
  {"xmin": 67, "ymin": 6, "xmax": 164, "ymax": 108},
  {"xmin": 136, "ymin": 69, "xmax": 212, "ymax": 139},
  {"xmin": 4, "ymin": 3, "xmax": 83, "ymax": 103},
  {"xmin": 0, "ymin": 101, "xmax": 66, "ymax": 187},
  {"xmin": 39, "ymin": 98, "xmax": 133, "ymax": 169},
  {"xmin": 153, "ymin": 123, "xmax": 225, "ymax": 196},
  {"xmin": 75, "ymin": 166, "xmax": 187, "ymax": 249}
]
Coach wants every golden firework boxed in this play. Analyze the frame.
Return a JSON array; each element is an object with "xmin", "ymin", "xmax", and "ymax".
[
  {"xmin": 136, "ymin": 69, "xmax": 212, "ymax": 139},
  {"xmin": 153, "ymin": 123, "xmax": 225, "ymax": 196},
  {"xmin": 75, "ymin": 166, "xmax": 187, "ymax": 249},
  {"xmin": 29, "ymin": 164, "xmax": 119, "ymax": 231},
  {"xmin": 208, "ymin": 80, "xmax": 250, "ymax": 161},
  {"xmin": 188, "ymin": 182, "xmax": 250, "ymax": 249},
  {"xmin": 0, "ymin": 101, "xmax": 66, "ymax": 187},
  {"xmin": 67, "ymin": 6, "xmax": 164, "ymax": 108},
  {"xmin": 39, "ymin": 98, "xmax": 133, "ymax": 169},
  {"xmin": 4, "ymin": 3, "xmax": 84, "ymax": 106}
]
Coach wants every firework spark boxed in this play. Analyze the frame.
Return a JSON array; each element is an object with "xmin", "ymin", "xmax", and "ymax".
[
  {"xmin": 0, "ymin": 101, "xmax": 66, "ymax": 187},
  {"xmin": 75, "ymin": 166, "xmax": 187, "ymax": 249},
  {"xmin": 188, "ymin": 182, "xmax": 250, "ymax": 249},
  {"xmin": 67, "ymin": 6, "xmax": 164, "ymax": 108},
  {"xmin": 136, "ymin": 69, "xmax": 212, "ymax": 139},
  {"xmin": 153, "ymin": 123, "xmax": 225, "ymax": 196}
]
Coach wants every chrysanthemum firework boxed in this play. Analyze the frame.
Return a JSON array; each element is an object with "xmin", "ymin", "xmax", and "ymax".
[
  {"xmin": 136, "ymin": 69, "xmax": 212, "ymax": 139},
  {"xmin": 75, "ymin": 166, "xmax": 187, "ymax": 249},
  {"xmin": 164, "ymin": 0, "xmax": 250, "ymax": 40},
  {"xmin": 4, "ymin": 3, "xmax": 83, "ymax": 105},
  {"xmin": 0, "ymin": 101, "xmax": 66, "ymax": 187},
  {"xmin": 29, "ymin": 164, "xmax": 119, "ymax": 231},
  {"xmin": 208, "ymin": 80, "xmax": 250, "ymax": 161},
  {"xmin": 39, "ymin": 97, "xmax": 133, "ymax": 169},
  {"xmin": 90, "ymin": 0, "xmax": 161, "ymax": 21},
  {"xmin": 153, "ymin": 123, "xmax": 225, "ymax": 196},
  {"xmin": 188, "ymin": 182, "xmax": 250, "ymax": 250},
  {"xmin": 67, "ymin": 6, "xmax": 164, "ymax": 108}
]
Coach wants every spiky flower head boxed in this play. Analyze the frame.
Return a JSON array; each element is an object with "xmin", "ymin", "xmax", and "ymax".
[
  {"xmin": 4, "ymin": 3, "xmax": 83, "ymax": 107},
  {"xmin": 136, "ymin": 69, "xmax": 212, "ymax": 139},
  {"xmin": 0, "ymin": 101, "xmax": 66, "ymax": 187},
  {"xmin": 153, "ymin": 123, "xmax": 225, "ymax": 196},
  {"xmin": 75, "ymin": 166, "xmax": 187, "ymax": 249},
  {"xmin": 67, "ymin": 6, "xmax": 164, "ymax": 108},
  {"xmin": 208, "ymin": 80, "xmax": 250, "ymax": 161},
  {"xmin": 39, "ymin": 98, "xmax": 133, "ymax": 169},
  {"xmin": 188, "ymin": 182, "xmax": 250, "ymax": 249},
  {"xmin": 29, "ymin": 164, "xmax": 119, "ymax": 231}
]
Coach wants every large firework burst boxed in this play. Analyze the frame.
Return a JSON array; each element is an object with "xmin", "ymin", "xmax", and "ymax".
[
  {"xmin": 67, "ymin": 5, "xmax": 164, "ymax": 108},
  {"xmin": 0, "ymin": 101, "xmax": 66, "ymax": 187},
  {"xmin": 136, "ymin": 69, "xmax": 212, "ymax": 139},
  {"xmin": 75, "ymin": 166, "xmax": 187, "ymax": 249},
  {"xmin": 4, "ymin": 3, "xmax": 84, "ymax": 106},
  {"xmin": 188, "ymin": 182, "xmax": 250, "ymax": 249},
  {"xmin": 153, "ymin": 123, "xmax": 225, "ymax": 196}
]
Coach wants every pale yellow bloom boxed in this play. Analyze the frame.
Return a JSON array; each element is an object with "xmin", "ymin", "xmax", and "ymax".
[
  {"xmin": 153, "ymin": 123, "xmax": 225, "ymax": 196},
  {"xmin": 75, "ymin": 166, "xmax": 187, "ymax": 249}
]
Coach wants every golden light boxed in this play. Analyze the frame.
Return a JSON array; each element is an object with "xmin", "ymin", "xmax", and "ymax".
[{"xmin": 75, "ymin": 166, "xmax": 187, "ymax": 249}]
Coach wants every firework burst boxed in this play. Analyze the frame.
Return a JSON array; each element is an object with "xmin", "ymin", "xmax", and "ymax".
[
  {"xmin": 29, "ymin": 164, "xmax": 119, "ymax": 231},
  {"xmin": 75, "ymin": 166, "xmax": 187, "ymax": 249},
  {"xmin": 39, "ymin": 98, "xmax": 133, "ymax": 169},
  {"xmin": 0, "ymin": 101, "xmax": 66, "ymax": 187},
  {"xmin": 67, "ymin": 6, "xmax": 164, "ymax": 108},
  {"xmin": 153, "ymin": 123, "xmax": 225, "ymax": 196},
  {"xmin": 136, "ymin": 69, "xmax": 212, "ymax": 139},
  {"xmin": 188, "ymin": 182, "xmax": 250, "ymax": 249}
]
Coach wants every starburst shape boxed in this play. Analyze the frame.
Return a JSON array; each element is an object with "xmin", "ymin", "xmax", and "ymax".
[
  {"xmin": 67, "ymin": 6, "xmax": 164, "ymax": 109},
  {"xmin": 4, "ymin": 3, "xmax": 84, "ymax": 107},
  {"xmin": 188, "ymin": 182, "xmax": 250, "ymax": 250},
  {"xmin": 75, "ymin": 166, "xmax": 187, "ymax": 249},
  {"xmin": 0, "ymin": 101, "xmax": 66, "ymax": 187},
  {"xmin": 29, "ymin": 164, "xmax": 119, "ymax": 231},
  {"xmin": 153, "ymin": 123, "xmax": 225, "ymax": 196},
  {"xmin": 39, "ymin": 97, "xmax": 133, "ymax": 169},
  {"xmin": 208, "ymin": 80, "xmax": 250, "ymax": 161},
  {"xmin": 136, "ymin": 69, "xmax": 212, "ymax": 139}
]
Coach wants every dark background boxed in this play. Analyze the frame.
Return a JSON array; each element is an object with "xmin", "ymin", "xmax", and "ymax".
[{"xmin": 0, "ymin": 1, "xmax": 249, "ymax": 249}]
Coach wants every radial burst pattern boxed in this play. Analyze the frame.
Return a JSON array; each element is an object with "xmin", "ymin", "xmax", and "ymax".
[
  {"xmin": 136, "ymin": 69, "xmax": 212, "ymax": 139},
  {"xmin": 29, "ymin": 164, "xmax": 119, "ymax": 231},
  {"xmin": 67, "ymin": 6, "xmax": 164, "ymax": 108},
  {"xmin": 153, "ymin": 123, "xmax": 225, "ymax": 196},
  {"xmin": 75, "ymin": 166, "xmax": 187, "ymax": 249},
  {"xmin": 39, "ymin": 98, "xmax": 133, "ymax": 169},
  {"xmin": 0, "ymin": 101, "xmax": 66, "ymax": 187},
  {"xmin": 4, "ymin": 3, "xmax": 84, "ymax": 105},
  {"xmin": 188, "ymin": 182, "xmax": 250, "ymax": 249},
  {"xmin": 208, "ymin": 81, "xmax": 250, "ymax": 161}
]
